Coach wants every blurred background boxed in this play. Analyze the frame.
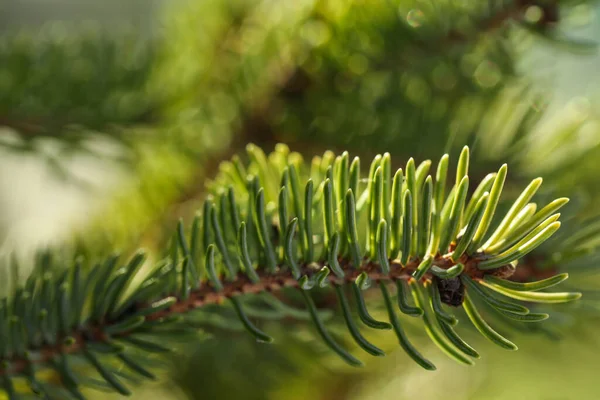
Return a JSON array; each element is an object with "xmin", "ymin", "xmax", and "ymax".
[{"xmin": 1, "ymin": 0, "xmax": 600, "ymax": 399}]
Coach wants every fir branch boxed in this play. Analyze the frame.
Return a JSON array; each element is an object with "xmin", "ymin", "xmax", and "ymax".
[
  {"xmin": 0, "ymin": 253, "xmax": 509, "ymax": 376},
  {"xmin": 0, "ymin": 144, "xmax": 581, "ymax": 398}
]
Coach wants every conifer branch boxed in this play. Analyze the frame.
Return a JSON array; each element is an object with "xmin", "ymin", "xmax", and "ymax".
[
  {"xmin": 0, "ymin": 144, "xmax": 581, "ymax": 398},
  {"xmin": 0, "ymin": 251, "xmax": 512, "ymax": 377}
]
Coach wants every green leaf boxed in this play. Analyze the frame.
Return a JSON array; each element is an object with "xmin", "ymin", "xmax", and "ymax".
[
  {"xmin": 288, "ymin": 164, "xmax": 305, "ymax": 255},
  {"xmin": 462, "ymin": 292, "xmax": 518, "ymax": 351},
  {"xmin": 452, "ymin": 193, "xmax": 489, "ymax": 261},
  {"xmin": 401, "ymin": 190, "xmax": 413, "ymax": 265},
  {"xmin": 468, "ymin": 164, "xmax": 507, "ymax": 253},
  {"xmin": 418, "ymin": 176, "xmax": 433, "ymax": 257},
  {"xmin": 463, "ymin": 173, "xmax": 495, "ymax": 224},
  {"xmin": 53, "ymin": 354, "xmax": 85, "ymax": 399},
  {"xmin": 104, "ymin": 316, "xmax": 145, "ymax": 336},
  {"xmin": 365, "ymin": 155, "xmax": 382, "ymax": 255},
  {"xmin": 327, "ymin": 233, "xmax": 346, "ymax": 279},
  {"xmin": 119, "ymin": 336, "xmax": 170, "ymax": 353},
  {"xmin": 204, "ymin": 245, "xmax": 224, "ymax": 291},
  {"xmin": 107, "ymin": 251, "xmax": 147, "ymax": 318},
  {"xmin": 200, "ymin": 200, "xmax": 213, "ymax": 256},
  {"xmin": 492, "ymin": 308, "xmax": 549, "ymax": 322},
  {"xmin": 405, "ymin": 158, "xmax": 418, "ymax": 254},
  {"xmin": 376, "ymin": 220, "xmax": 391, "ymax": 275},
  {"xmin": 478, "ymin": 280, "xmax": 582, "ymax": 304},
  {"xmin": 355, "ymin": 272, "xmax": 371, "ymax": 290},
  {"xmin": 431, "ymin": 185, "xmax": 455, "ymax": 255},
  {"xmin": 455, "ymin": 146, "xmax": 469, "ymax": 187},
  {"xmin": 299, "ymin": 275, "xmax": 314, "ymax": 290},
  {"xmin": 370, "ymin": 167, "xmax": 384, "ymax": 259},
  {"xmin": 117, "ymin": 353, "xmax": 156, "ymax": 380},
  {"xmin": 301, "ymin": 289, "xmax": 363, "ymax": 367},
  {"xmin": 247, "ymin": 143, "xmax": 276, "ymax": 200},
  {"xmin": 91, "ymin": 255, "xmax": 119, "ymax": 321},
  {"xmin": 503, "ymin": 203, "xmax": 537, "ymax": 240},
  {"xmin": 278, "ymin": 184, "xmax": 290, "ymax": 244},
  {"xmin": 218, "ymin": 193, "xmax": 231, "ymax": 248},
  {"xmin": 415, "ymin": 160, "xmax": 432, "ymax": 191},
  {"xmin": 379, "ymin": 282, "xmax": 435, "ymax": 370},
  {"xmin": 227, "ymin": 187, "xmax": 241, "ymax": 245},
  {"xmin": 486, "ymin": 212, "xmax": 561, "ymax": 255},
  {"xmin": 127, "ymin": 297, "xmax": 177, "ymax": 319},
  {"xmin": 482, "ymin": 177, "xmax": 544, "ymax": 249},
  {"xmin": 177, "ymin": 219, "xmax": 199, "ymax": 285},
  {"xmin": 430, "ymin": 264, "xmax": 464, "ymax": 279},
  {"xmin": 381, "ymin": 153, "xmax": 392, "ymax": 225},
  {"xmin": 438, "ymin": 176, "xmax": 469, "ymax": 253},
  {"xmin": 320, "ymin": 151, "xmax": 335, "ymax": 176},
  {"xmin": 350, "ymin": 282, "xmax": 391, "ymax": 330},
  {"xmin": 349, "ymin": 157, "xmax": 360, "ymax": 202},
  {"xmin": 84, "ymin": 350, "xmax": 131, "ymax": 396},
  {"xmin": 323, "ymin": 178, "xmax": 336, "ymax": 249},
  {"xmin": 438, "ymin": 319, "xmax": 479, "ymax": 359},
  {"xmin": 304, "ymin": 179, "xmax": 315, "ymax": 262},
  {"xmin": 412, "ymin": 256, "xmax": 433, "ymax": 281},
  {"xmin": 335, "ymin": 152, "xmax": 349, "ymax": 236},
  {"xmin": 231, "ymin": 155, "xmax": 248, "ymax": 189},
  {"xmin": 434, "ymin": 154, "xmax": 449, "ymax": 216},
  {"xmin": 461, "ymin": 276, "xmax": 528, "ymax": 316},
  {"xmin": 390, "ymin": 168, "xmax": 404, "ymax": 258},
  {"xmin": 477, "ymin": 222, "xmax": 561, "ymax": 270},
  {"xmin": 334, "ymin": 284, "xmax": 384, "ymax": 357},
  {"xmin": 345, "ymin": 189, "xmax": 362, "ymax": 268},
  {"xmin": 429, "ymin": 282, "xmax": 458, "ymax": 326},
  {"xmin": 396, "ymin": 279, "xmax": 423, "ymax": 316},
  {"xmin": 284, "ymin": 218, "xmax": 302, "ymax": 279},
  {"xmin": 210, "ymin": 203, "xmax": 235, "ymax": 279},
  {"xmin": 230, "ymin": 296, "xmax": 274, "ymax": 343},
  {"xmin": 410, "ymin": 280, "xmax": 474, "ymax": 365},
  {"xmin": 113, "ymin": 277, "xmax": 165, "ymax": 320},
  {"xmin": 483, "ymin": 273, "xmax": 569, "ymax": 292},
  {"xmin": 86, "ymin": 341, "xmax": 125, "ymax": 354},
  {"xmin": 238, "ymin": 222, "xmax": 261, "ymax": 283},
  {"xmin": 254, "ymin": 188, "xmax": 278, "ymax": 273},
  {"xmin": 315, "ymin": 267, "xmax": 331, "ymax": 288}
]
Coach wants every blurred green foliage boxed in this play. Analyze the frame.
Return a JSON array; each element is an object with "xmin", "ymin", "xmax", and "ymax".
[{"xmin": 0, "ymin": 25, "xmax": 157, "ymax": 143}]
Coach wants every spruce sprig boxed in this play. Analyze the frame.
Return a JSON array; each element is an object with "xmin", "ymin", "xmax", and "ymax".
[{"xmin": 0, "ymin": 144, "xmax": 580, "ymax": 398}]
